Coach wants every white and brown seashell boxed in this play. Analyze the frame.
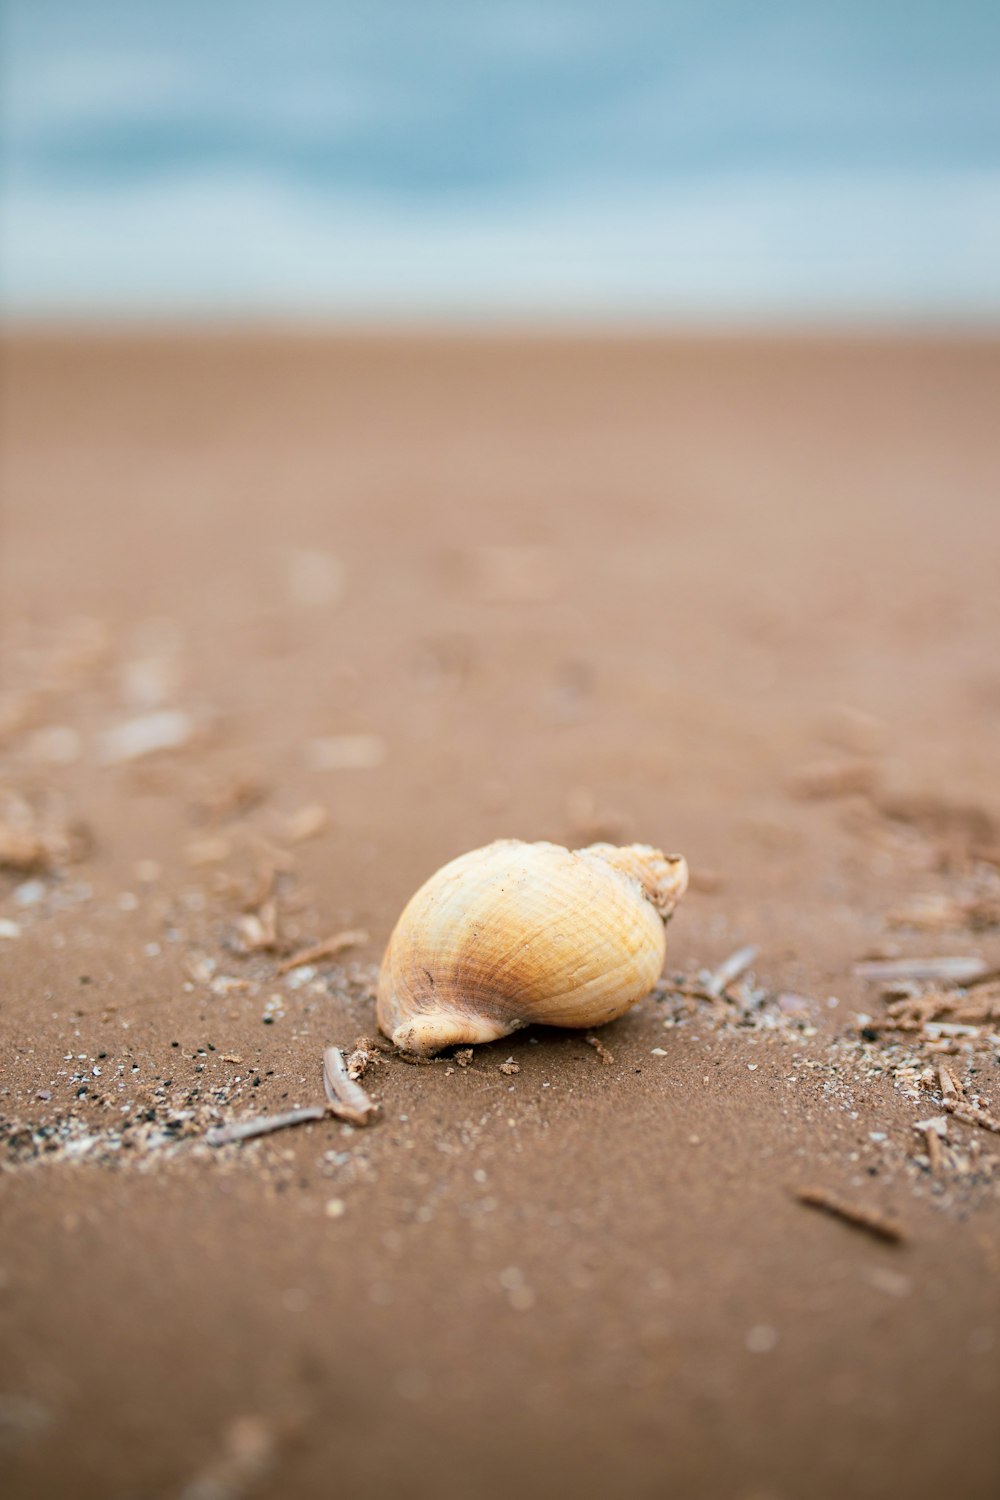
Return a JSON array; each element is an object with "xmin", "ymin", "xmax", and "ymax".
[{"xmin": 377, "ymin": 839, "xmax": 688, "ymax": 1056}]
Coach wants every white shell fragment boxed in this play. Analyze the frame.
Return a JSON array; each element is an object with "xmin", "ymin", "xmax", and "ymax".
[
  {"xmin": 377, "ymin": 838, "xmax": 688, "ymax": 1056},
  {"xmin": 99, "ymin": 709, "xmax": 194, "ymax": 763}
]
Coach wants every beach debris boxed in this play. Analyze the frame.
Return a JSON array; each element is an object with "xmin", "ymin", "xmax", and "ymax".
[
  {"xmin": 305, "ymin": 734, "xmax": 385, "ymax": 772},
  {"xmin": 0, "ymin": 918, "xmax": 21, "ymax": 939},
  {"xmin": 204, "ymin": 1106, "xmax": 328, "ymax": 1146},
  {"xmin": 345, "ymin": 1036, "xmax": 382, "ymax": 1082},
  {"xmin": 853, "ymin": 956, "xmax": 989, "ymax": 985},
  {"xmin": 185, "ymin": 834, "xmax": 233, "ymax": 867},
  {"xmin": 584, "ymin": 1034, "xmax": 615, "ymax": 1064},
  {"xmin": 236, "ymin": 899, "xmax": 279, "ymax": 954},
  {"xmin": 745, "ymin": 1324, "xmax": 779, "ymax": 1354},
  {"xmin": 283, "ymin": 802, "xmax": 329, "ymax": 843},
  {"xmin": 865, "ymin": 1267, "xmax": 912, "ymax": 1298},
  {"xmin": 705, "ymin": 944, "xmax": 758, "ymax": 999},
  {"xmin": 0, "ymin": 823, "xmax": 54, "ymax": 873},
  {"xmin": 240, "ymin": 856, "xmax": 287, "ymax": 915},
  {"xmin": 914, "ymin": 1116, "xmax": 948, "ymax": 1173},
  {"xmin": 377, "ymin": 839, "xmax": 688, "ymax": 1056},
  {"xmin": 120, "ymin": 651, "xmax": 181, "ymax": 712},
  {"xmin": 796, "ymin": 1186, "xmax": 905, "ymax": 1244},
  {"xmin": 230, "ymin": 860, "xmax": 283, "ymax": 954},
  {"xmin": 498, "ymin": 1057, "xmax": 520, "ymax": 1076},
  {"xmin": 0, "ymin": 792, "xmax": 90, "ymax": 872},
  {"xmin": 544, "ymin": 659, "xmax": 595, "ymax": 724},
  {"xmin": 879, "ymin": 984, "xmax": 1000, "ymax": 1034},
  {"xmin": 276, "ymin": 929, "xmax": 368, "ymax": 975},
  {"xmin": 99, "ymin": 708, "xmax": 194, "ymax": 763},
  {"xmin": 322, "ymin": 1046, "xmax": 378, "ymax": 1126},
  {"xmin": 195, "ymin": 774, "xmax": 269, "ymax": 824},
  {"xmin": 942, "ymin": 1098, "xmax": 1000, "ymax": 1136},
  {"xmin": 177, "ymin": 1412, "xmax": 277, "ymax": 1500},
  {"xmin": 3, "ymin": 957, "xmax": 390, "ymax": 1170}
]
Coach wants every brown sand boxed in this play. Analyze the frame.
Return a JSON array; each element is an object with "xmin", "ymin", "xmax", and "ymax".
[{"xmin": 1, "ymin": 331, "xmax": 999, "ymax": 1499}]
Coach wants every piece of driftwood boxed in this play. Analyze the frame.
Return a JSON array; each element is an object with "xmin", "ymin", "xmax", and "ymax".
[
  {"xmin": 276, "ymin": 930, "xmax": 368, "ymax": 975},
  {"xmin": 853, "ymin": 956, "xmax": 988, "ymax": 985},
  {"xmin": 796, "ymin": 1186, "xmax": 905, "ymax": 1244},
  {"xmin": 943, "ymin": 1097, "xmax": 1000, "ymax": 1135},
  {"xmin": 205, "ymin": 1106, "xmax": 328, "ymax": 1146}
]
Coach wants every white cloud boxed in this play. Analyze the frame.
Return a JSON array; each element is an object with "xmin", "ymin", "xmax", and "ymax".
[{"xmin": 3, "ymin": 167, "xmax": 999, "ymax": 320}]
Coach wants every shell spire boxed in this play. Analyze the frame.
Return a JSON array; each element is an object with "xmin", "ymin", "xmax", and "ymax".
[
  {"xmin": 579, "ymin": 843, "xmax": 689, "ymax": 919},
  {"xmin": 376, "ymin": 838, "xmax": 688, "ymax": 1056}
]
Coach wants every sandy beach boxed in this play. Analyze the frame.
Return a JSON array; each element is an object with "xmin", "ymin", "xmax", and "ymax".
[{"xmin": 2, "ymin": 330, "xmax": 999, "ymax": 1499}]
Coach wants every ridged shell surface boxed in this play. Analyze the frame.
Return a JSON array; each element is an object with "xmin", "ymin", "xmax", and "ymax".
[{"xmin": 377, "ymin": 839, "xmax": 687, "ymax": 1055}]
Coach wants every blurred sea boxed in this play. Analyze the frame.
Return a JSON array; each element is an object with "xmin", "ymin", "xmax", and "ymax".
[{"xmin": 2, "ymin": 0, "xmax": 999, "ymax": 319}]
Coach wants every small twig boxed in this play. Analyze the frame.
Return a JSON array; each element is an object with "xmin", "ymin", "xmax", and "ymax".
[
  {"xmin": 276, "ymin": 929, "xmax": 368, "ymax": 975},
  {"xmin": 584, "ymin": 1034, "xmax": 614, "ymax": 1064},
  {"xmin": 923, "ymin": 1128, "xmax": 947, "ymax": 1170},
  {"xmin": 659, "ymin": 981, "xmax": 720, "ymax": 1006},
  {"xmin": 205, "ymin": 1106, "xmax": 327, "ymax": 1146},
  {"xmin": 943, "ymin": 1098, "xmax": 1000, "ymax": 1135},
  {"xmin": 322, "ymin": 1046, "xmax": 378, "ymax": 1126},
  {"xmin": 242, "ymin": 859, "xmax": 279, "ymax": 914},
  {"xmin": 706, "ymin": 945, "xmax": 758, "ymax": 999},
  {"xmin": 853, "ymin": 956, "xmax": 988, "ymax": 984},
  {"xmin": 796, "ymin": 1187, "xmax": 905, "ymax": 1244},
  {"xmin": 937, "ymin": 1062, "xmax": 962, "ymax": 1098}
]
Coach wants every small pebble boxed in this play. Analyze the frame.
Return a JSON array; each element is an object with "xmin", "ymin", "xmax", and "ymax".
[
  {"xmin": 15, "ymin": 881, "xmax": 45, "ymax": 907},
  {"xmin": 746, "ymin": 1324, "xmax": 778, "ymax": 1354},
  {"xmin": 99, "ymin": 709, "xmax": 194, "ymax": 763}
]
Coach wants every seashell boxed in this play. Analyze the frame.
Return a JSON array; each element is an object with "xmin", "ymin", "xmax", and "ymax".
[{"xmin": 377, "ymin": 839, "xmax": 688, "ymax": 1056}]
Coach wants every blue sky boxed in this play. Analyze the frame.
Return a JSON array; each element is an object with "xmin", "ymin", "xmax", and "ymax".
[{"xmin": 3, "ymin": 1, "xmax": 999, "ymax": 319}]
